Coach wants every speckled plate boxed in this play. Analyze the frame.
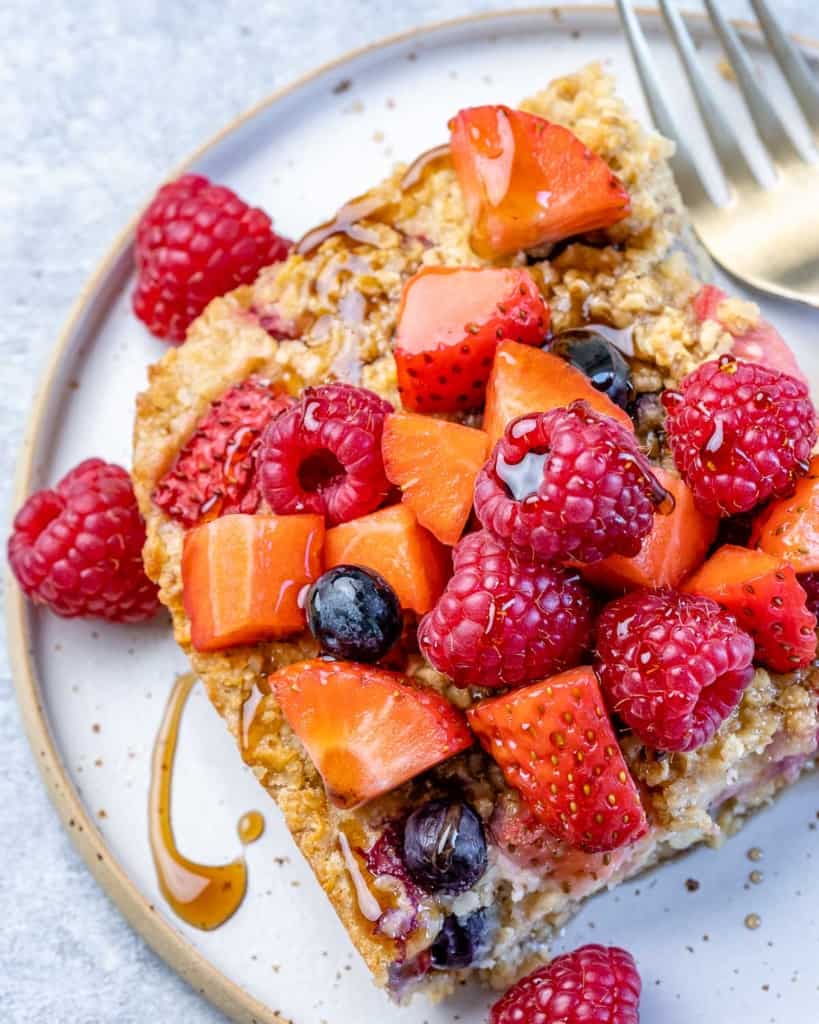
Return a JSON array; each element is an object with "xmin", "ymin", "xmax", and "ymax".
[{"xmin": 7, "ymin": 7, "xmax": 819, "ymax": 1023}]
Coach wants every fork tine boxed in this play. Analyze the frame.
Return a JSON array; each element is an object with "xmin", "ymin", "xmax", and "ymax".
[
  {"xmin": 703, "ymin": 0, "xmax": 802, "ymax": 165},
  {"xmin": 749, "ymin": 0, "xmax": 819, "ymax": 136},
  {"xmin": 615, "ymin": 0, "xmax": 711, "ymax": 209},
  {"xmin": 659, "ymin": 0, "xmax": 759, "ymax": 195}
]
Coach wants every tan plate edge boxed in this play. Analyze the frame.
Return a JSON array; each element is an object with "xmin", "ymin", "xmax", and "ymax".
[{"xmin": 6, "ymin": 7, "xmax": 819, "ymax": 1024}]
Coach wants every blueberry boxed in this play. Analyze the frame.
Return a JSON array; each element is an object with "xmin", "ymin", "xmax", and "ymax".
[
  {"xmin": 430, "ymin": 909, "xmax": 493, "ymax": 970},
  {"xmin": 306, "ymin": 565, "xmax": 401, "ymax": 662},
  {"xmin": 551, "ymin": 327, "xmax": 634, "ymax": 409},
  {"xmin": 402, "ymin": 799, "xmax": 487, "ymax": 895}
]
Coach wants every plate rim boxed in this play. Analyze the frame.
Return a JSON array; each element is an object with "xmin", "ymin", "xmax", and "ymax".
[{"xmin": 6, "ymin": 7, "xmax": 819, "ymax": 1023}]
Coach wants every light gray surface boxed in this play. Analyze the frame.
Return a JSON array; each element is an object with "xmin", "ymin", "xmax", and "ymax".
[{"xmin": 1, "ymin": 2, "xmax": 816, "ymax": 1021}]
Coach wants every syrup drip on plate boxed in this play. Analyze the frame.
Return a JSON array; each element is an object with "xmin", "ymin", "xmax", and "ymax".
[
  {"xmin": 149, "ymin": 674, "xmax": 261, "ymax": 930},
  {"xmin": 237, "ymin": 810, "xmax": 265, "ymax": 845}
]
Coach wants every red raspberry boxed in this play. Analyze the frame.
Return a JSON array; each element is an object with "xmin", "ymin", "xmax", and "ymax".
[
  {"xmin": 491, "ymin": 944, "xmax": 641, "ymax": 1024},
  {"xmin": 133, "ymin": 174, "xmax": 291, "ymax": 343},
  {"xmin": 417, "ymin": 531, "xmax": 592, "ymax": 688},
  {"xmin": 152, "ymin": 377, "xmax": 294, "ymax": 527},
  {"xmin": 8, "ymin": 459, "xmax": 160, "ymax": 622},
  {"xmin": 662, "ymin": 355, "xmax": 816, "ymax": 518},
  {"xmin": 474, "ymin": 401, "xmax": 667, "ymax": 564},
  {"xmin": 257, "ymin": 383, "xmax": 393, "ymax": 526},
  {"xmin": 799, "ymin": 572, "xmax": 819, "ymax": 618},
  {"xmin": 595, "ymin": 588, "xmax": 755, "ymax": 752}
]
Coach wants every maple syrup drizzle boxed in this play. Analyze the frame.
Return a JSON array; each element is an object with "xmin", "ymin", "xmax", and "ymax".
[
  {"xmin": 295, "ymin": 193, "xmax": 394, "ymax": 256},
  {"xmin": 240, "ymin": 679, "xmax": 271, "ymax": 758},
  {"xmin": 338, "ymin": 832, "xmax": 382, "ymax": 922},
  {"xmin": 237, "ymin": 810, "xmax": 265, "ymax": 845},
  {"xmin": 295, "ymin": 143, "xmax": 452, "ymax": 258},
  {"xmin": 557, "ymin": 322, "xmax": 636, "ymax": 358},
  {"xmin": 399, "ymin": 142, "xmax": 451, "ymax": 190},
  {"xmin": 149, "ymin": 673, "xmax": 247, "ymax": 930}
]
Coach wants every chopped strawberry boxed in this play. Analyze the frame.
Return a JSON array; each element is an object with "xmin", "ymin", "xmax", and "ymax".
[
  {"xmin": 751, "ymin": 455, "xmax": 819, "ymax": 573},
  {"xmin": 683, "ymin": 544, "xmax": 817, "ymax": 672},
  {"xmin": 489, "ymin": 798, "xmax": 560, "ymax": 871},
  {"xmin": 490, "ymin": 798, "xmax": 632, "ymax": 898},
  {"xmin": 324, "ymin": 504, "xmax": 451, "ymax": 616},
  {"xmin": 270, "ymin": 659, "xmax": 473, "ymax": 808},
  {"xmin": 449, "ymin": 105, "xmax": 630, "ymax": 258},
  {"xmin": 693, "ymin": 285, "xmax": 807, "ymax": 385},
  {"xmin": 182, "ymin": 513, "xmax": 324, "ymax": 651},
  {"xmin": 394, "ymin": 266, "xmax": 548, "ymax": 414},
  {"xmin": 483, "ymin": 340, "xmax": 633, "ymax": 445},
  {"xmin": 382, "ymin": 412, "xmax": 489, "ymax": 546},
  {"xmin": 576, "ymin": 468, "xmax": 718, "ymax": 592},
  {"xmin": 468, "ymin": 667, "xmax": 648, "ymax": 853},
  {"xmin": 152, "ymin": 377, "xmax": 294, "ymax": 527}
]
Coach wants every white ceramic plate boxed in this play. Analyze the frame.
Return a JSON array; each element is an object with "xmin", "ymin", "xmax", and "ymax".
[{"xmin": 8, "ymin": 8, "xmax": 819, "ymax": 1024}]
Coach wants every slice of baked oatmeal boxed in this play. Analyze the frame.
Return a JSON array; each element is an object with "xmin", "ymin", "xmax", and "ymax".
[{"xmin": 132, "ymin": 64, "xmax": 818, "ymax": 1003}]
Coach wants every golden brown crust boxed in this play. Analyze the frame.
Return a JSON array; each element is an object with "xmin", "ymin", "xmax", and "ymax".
[{"xmin": 133, "ymin": 296, "xmax": 401, "ymax": 983}]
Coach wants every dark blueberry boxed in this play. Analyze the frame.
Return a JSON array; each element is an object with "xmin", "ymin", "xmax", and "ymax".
[
  {"xmin": 402, "ymin": 799, "xmax": 487, "ymax": 895},
  {"xmin": 430, "ymin": 909, "xmax": 493, "ymax": 970},
  {"xmin": 551, "ymin": 327, "xmax": 634, "ymax": 408},
  {"xmin": 306, "ymin": 565, "xmax": 401, "ymax": 662}
]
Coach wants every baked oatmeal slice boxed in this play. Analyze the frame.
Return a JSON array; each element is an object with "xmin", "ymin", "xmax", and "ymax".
[{"xmin": 133, "ymin": 64, "xmax": 818, "ymax": 1003}]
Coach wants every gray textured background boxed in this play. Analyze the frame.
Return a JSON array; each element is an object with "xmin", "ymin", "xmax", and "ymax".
[{"xmin": 1, "ymin": 2, "xmax": 815, "ymax": 1021}]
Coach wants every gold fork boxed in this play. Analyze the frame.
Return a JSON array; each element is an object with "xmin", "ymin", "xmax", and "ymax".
[{"xmin": 617, "ymin": 0, "xmax": 819, "ymax": 308}]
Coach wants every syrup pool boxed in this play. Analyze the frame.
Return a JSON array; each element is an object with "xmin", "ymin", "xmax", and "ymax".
[{"xmin": 149, "ymin": 674, "xmax": 264, "ymax": 931}]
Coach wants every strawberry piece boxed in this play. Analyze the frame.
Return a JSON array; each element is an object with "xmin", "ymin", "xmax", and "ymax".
[
  {"xmin": 152, "ymin": 377, "xmax": 294, "ymax": 527},
  {"xmin": 682, "ymin": 544, "xmax": 817, "ymax": 672},
  {"xmin": 490, "ymin": 798, "xmax": 633, "ymax": 898},
  {"xmin": 468, "ymin": 667, "xmax": 648, "ymax": 853},
  {"xmin": 693, "ymin": 285, "xmax": 807, "ymax": 385},
  {"xmin": 394, "ymin": 266, "xmax": 548, "ymax": 414},
  {"xmin": 751, "ymin": 455, "xmax": 819, "ymax": 573},
  {"xmin": 449, "ymin": 105, "xmax": 630, "ymax": 258},
  {"xmin": 270, "ymin": 659, "xmax": 473, "ymax": 808},
  {"xmin": 182, "ymin": 513, "xmax": 324, "ymax": 651},
  {"xmin": 483, "ymin": 340, "xmax": 633, "ymax": 445},
  {"xmin": 324, "ymin": 504, "xmax": 451, "ymax": 616},
  {"xmin": 382, "ymin": 412, "xmax": 489, "ymax": 546},
  {"xmin": 576, "ymin": 468, "xmax": 718, "ymax": 592}
]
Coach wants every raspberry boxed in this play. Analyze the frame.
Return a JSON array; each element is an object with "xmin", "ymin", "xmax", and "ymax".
[
  {"xmin": 490, "ymin": 944, "xmax": 641, "ymax": 1024},
  {"xmin": 800, "ymin": 572, "xmax": 819, "ymax": 618},
  {"xmin": 257, "ymin": 383, "xmax": 393, "ymax": 526},
  {"xmin": 662, "ymin": 355, "xmax": 816, "ymax": 518},
  {"xmin": 417, "ymin": 531, "xmax": 592, "ymax": 689},
  {"xmin": 474, "ymin": 401, "xmax": 667, "ymax": 564},
  {"xmin": 8, "ymin": 459, "xmax": 160, "ymax": 622},
  {"xmin": 133, "ymin": 174, "xmax": 291, "ymax": 343},
  {"xmin": 595, "ymin": 588, "xmax": 755, "ymax": 752},
  {"xmin": 152, "ymin": 377, "xmax": 294, "ymax": 527}
]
